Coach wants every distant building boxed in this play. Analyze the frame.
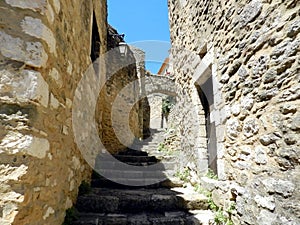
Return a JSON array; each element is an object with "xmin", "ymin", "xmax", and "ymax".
[{"xmin": 157, "ymin": 57, "xmax": 172, "ymax": 76}]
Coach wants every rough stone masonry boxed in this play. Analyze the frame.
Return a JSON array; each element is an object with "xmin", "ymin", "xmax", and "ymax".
[
  {"xmin": 168, "ymin": 0, "xmax": 300, "ymax": 224},
  {"xmin": 0, "ymin": 0, "xmax": 146, "ymax": 224},
  {"xmin": 0, "ymin": 0, "xmax": 299, "ymax": 224}
]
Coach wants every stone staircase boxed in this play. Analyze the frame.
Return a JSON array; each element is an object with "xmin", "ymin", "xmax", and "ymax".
[{"xmin": 70, "ymin": 129, "xmax": 214, "ymax": 225}]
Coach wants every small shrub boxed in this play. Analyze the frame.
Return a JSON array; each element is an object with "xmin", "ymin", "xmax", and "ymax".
[
  {"xmin": 214, "ymin": 209, "xmax": 234, "ymax": 225},
  {"xmin": 208, "ymin": 195, "xmax": 218, "ymax": 211},
  {"xmin": 214, "ymin": 209, "xmax": 227, "ymax": 224},
  {"xmin": 157, "ymin": 143, "xmax": 177, "ymax": 156},
  {"xmin": 206, "ymin": 169, "xmax": 218, "ymax": 180},
  {"xmin": 158, "ymin": 143, "xmax": 166, "ymax": 152},
  {"xmin": 162, "ymin": 97, "xmax": 174, "ymax": 114},
  {"xmin": 175, "ymin": 167, "xmax": 190, "ymax": 182},
  {"xmin": 193, "ymin": 183, "xmax": 235, "ymax": 225},
  {"xmin": 62, "ymin": 207, "xmax": 78, "ymax": 225},
  {"xmin": 228, "ymin": 202, "xmax": 236, "ymax": 214},
  {"xmin": 78, "ymin": 180, "xmax": 91, "ymax": 195}
]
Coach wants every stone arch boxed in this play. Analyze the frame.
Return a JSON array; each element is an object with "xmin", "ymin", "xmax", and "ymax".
[
  {"xmin": 143, "ymin": 75, "xmax": 177, "ymax": 130},
  {"xmin": 144, "ymin": 74, "xmax": 177, "ymax": 97},
  {"xmin": 148, "ymin": 93, "xmax": 176, "ymax": 129}
]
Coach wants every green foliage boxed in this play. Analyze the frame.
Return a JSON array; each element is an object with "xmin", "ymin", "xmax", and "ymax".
[
  {"xmin": 214, "ymin": 209, "xmax": 234, "ymax": 225},
  {"xmin": 158, "ymin": 143, "xmax": 166, "ymax": 152},
  {"xmin": 157, "ymin": 142, "xmax": 178, "ymax": 156},
  {"xmin": 62, "ymin": 207, "xmax": 78, "ymax": 225},
  {"xmin": 194, "ymin": 183, "xmax": 204, "ymax": 194},
  {"xmin": 175, "ymin": 167, "xmax": 190, "ymax": 182},
  {"xmin": 228, "ymin": 202, "xmax": 236, "ymax": 214},
  {"xmin": 162, "ymin": 96, "xmax": 174, "ymax": 114},
  {"xmin": 193, "ymin": 183, "xmax": 234, "ymax": 225},
  {"xmin": 208, "ymin": 194, "xmax": 218, "ymax": 211},
  {"xmin": 78, "ymin": 180, "xmax": 91, "ymax": 195},
  {"xmin": 206, "ymin": 169, "xmax": 218, "ymax": 180},
  {"xmin": 214, "ymin": 209, "xmax": 227, "ymax": 224}
]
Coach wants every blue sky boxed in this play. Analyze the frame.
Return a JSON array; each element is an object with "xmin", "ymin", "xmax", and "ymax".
[{"xmin": 107, "ymin": 0, "xmax": 170, "ymax": 73}]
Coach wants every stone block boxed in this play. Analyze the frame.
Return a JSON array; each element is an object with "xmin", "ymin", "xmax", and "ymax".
[
  {"xmin": 254, "ymin": 195, "xmax": 276, "ymax": 211},
  {"xmin": 254, "ymin": 146, "xmax": 268, "ymax": 165},
  {"xmin": 259, "ymin": 133, "xmax": 281, "ymax": 146},
  {"xmin": 241, "ymin": 96, "xmax": 254, "ymax": 111},
  {"xmin": 21, "ymin": 17, "xmax": 56, "ymax": 54},
  {"xmin": 0, "ymin": 31, "xmax": 48, "ymax": 68},
  {"xmin": 261, "ymin": 178, "xmax": 295, "ymax": 197},
  {"xmin": 0, "ymin": 132, "xmax": 49, "ymax": 159},
  {"xmin": 0, "ymin": 69, "xmax": 49, "ymax": 107},
  {"xmin": 216, "ymin": 142, "xmax": 225, "ymax": 158},
  {"xmin": 287, "ymin": 19, "xmax": 300, "ymax": 38},
  {"xmin": 257, "ymin": 210, "xmax": 276, "ymax": 225},
  {"xmin": 200, "ymin": 177, "xmax": 218, "ymax": 192},
  {"xmin": 214, "ymin": 91, "xmax": 223, "ymax": 108},
  {"xmin": 50, "ymin": 94, "xmax": 60, "ymax": 109},
  {"xmin": 217, "ymin": 160, "xmax": 226, "ymax": 181},
  {"xmin": 5, "ymin": 0, "xmax": 47, "ymax": 13},
  {"xmin": 243, "ymin": 117, "xmax": 259, "ymax": 138},
  {"xmin": 226, "ymin": 118, "xmax": 241, "ymax": 139},
  {"xmin": 239, "ymin": 0, "xmax": 262, "ymax": 27},
  {"xmin": 51, "ymin": 0, "xmax": 60, "ymax": 14},
  {"xmin": 216, "ymin": 124, "xmax": 225, "ymax": 143}
]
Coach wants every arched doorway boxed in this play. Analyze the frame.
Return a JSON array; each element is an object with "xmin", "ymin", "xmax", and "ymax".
[
  {"xmin": 148, "ymin": 94, "xmax": 176, "ymax": 129},
  {"xmin": 196, "ymin": 77, "xmax": 217, "ymax": 175}
]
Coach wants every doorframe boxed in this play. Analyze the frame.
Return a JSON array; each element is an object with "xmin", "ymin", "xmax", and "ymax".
[{"xmin": 192, "ymin": 42, "xmax": 226, "ymax": 180}]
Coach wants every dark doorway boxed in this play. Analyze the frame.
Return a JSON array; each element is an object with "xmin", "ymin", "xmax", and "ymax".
[{"xmin": 196, "ymin": 77, "xmax": 217, "ymax": 174}]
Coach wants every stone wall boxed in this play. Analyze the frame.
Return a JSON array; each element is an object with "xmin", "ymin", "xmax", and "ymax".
[
  {"xmin": 148, "ymin": 94, "xmax": 165, "ymax": 129},
  {"xmin": 144, "ymin": 75, "xmax": 177, "ymax": 130},
  {"xmin": 168, "ymin": 0, "xmax": 300, "ymax": 224},
  {"xmin": 0, "ymin": 0, "xmax": 107, "ymax": 224},
  {"xmin": 97, "ymin": 26, "xmax": 145, "ymax": 153},
  {"xmin": 129, "ymin": 46, "xmax": 151, "ymax": 139}
]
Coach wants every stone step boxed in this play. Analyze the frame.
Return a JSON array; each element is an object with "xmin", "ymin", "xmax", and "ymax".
[
  {"xmin": 93, "ymin": 169, "xmax": 173, "ymax": 179},
  {"xmin": 154, "ymin": 155, "xmax": 177, "ymax": 162},
  {"xmin": 113, "ymin": 155, "xmax": 159, "ymax": 163},
  {"xmin": 68, "ymin": 128, "xmax": 214, "ymax": 225},
  {"xmin": 118, "ymin": 149, "xmax": 149, "ymax": 156},
  {"xmin": 95, "ymin": 161, "xmax": 157, "ymax": 169},
  {"xmin": 72, "ymin": 211, "xmax": 206, "ymax": 225},
  {"xmin": 76, "ymin": 188, "xmax": 189, "ymax": 214},
  {"xmin": 91, "ymin": 176, "xmax": 184, "ymax": 189},
  {"xmin": 95, "ymin": 155, "xmax": 159, "ymax": 168},
  {"xmin": 95, "ymin": 161, "xmax": 177, "ymax": 171}
]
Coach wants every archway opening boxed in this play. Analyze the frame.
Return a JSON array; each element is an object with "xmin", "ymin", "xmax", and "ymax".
[
  {"xmin": 148, "ymin": 94, "xmax": 176, "ymax": 130},
  {"xmin": 196, "ymin": 76, "xmax": 218, "ymax": 175}
]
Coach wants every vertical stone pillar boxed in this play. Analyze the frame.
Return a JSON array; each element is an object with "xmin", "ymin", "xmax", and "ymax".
[{"xmin": 130, "ymin": 46, "xmax": 150, "ymax": 138}]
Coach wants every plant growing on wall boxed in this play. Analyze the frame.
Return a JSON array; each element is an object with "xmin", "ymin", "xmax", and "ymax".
[
  {"xmin": 175, "ymin": 167, "xmax": 191, "ymax": 183},
  {"xmin": 162, "ymin": 96, "xmax": 175, "ymax": 122},
  {"xmin": 78, "ymin": 180, "xmax": 91, "ymax": 195},
  {"xmin": 206, "ymin": 168, "xmax": 218, "ymax": 180},
  {"xmin": 62, "ymin": 207, "xmax": 79, "ymax": 225},
  {"xmin": 194, "ymin": 184, "xmax": 235, "ymax": 225}
]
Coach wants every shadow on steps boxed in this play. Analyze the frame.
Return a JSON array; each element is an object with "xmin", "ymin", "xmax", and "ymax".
[{"xmin": 65, "ymin": 129, "xmax": 213, "ymax": 225}]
